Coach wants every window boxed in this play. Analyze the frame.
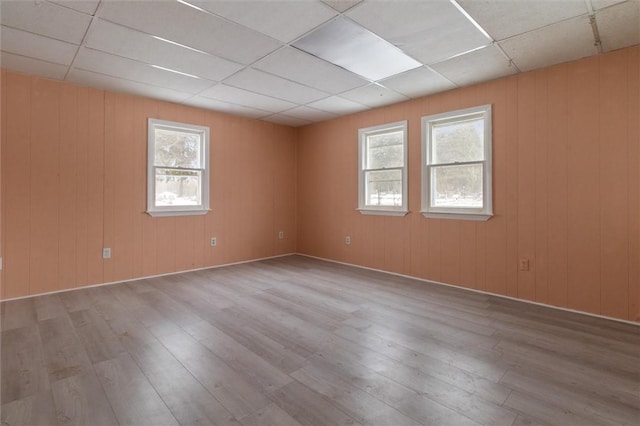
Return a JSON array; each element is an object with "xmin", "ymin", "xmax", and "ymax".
[
  {"xmin": 421, "ymin": 105, "xmax": 492, "ymax": 221},
  {"xmin": 358, "ymin": 121, "xmax": 408, "ymax": 216},
  {"xmin": 147, "ymin": 118, "xmax": 209, "ymax": 217}
]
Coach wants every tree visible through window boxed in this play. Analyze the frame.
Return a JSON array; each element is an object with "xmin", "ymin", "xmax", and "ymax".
[
  {"xmin": 147, "ymin": 119, "xmax": 210, "ymax": 217},
  {"xmin": 422, "ymin": 105, "xmax": 493, "ymax": 221},
  {"xmin": 358, "ymin": 121, "xmax": 408, "ymax": 216}
]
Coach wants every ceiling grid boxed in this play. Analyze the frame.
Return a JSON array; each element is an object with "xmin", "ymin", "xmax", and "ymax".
[{"xmin": 1, "ymin": 0, "xmax": 637, "ymax": 126}]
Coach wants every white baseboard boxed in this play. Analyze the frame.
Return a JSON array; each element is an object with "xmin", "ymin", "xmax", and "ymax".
[
  {"xmin": 297, "ymin": 253, "xmax": 640, "ymax": 327},
  {"xmin": 0, "ymin": 253, "xmax": 296, "ymax": 303}
]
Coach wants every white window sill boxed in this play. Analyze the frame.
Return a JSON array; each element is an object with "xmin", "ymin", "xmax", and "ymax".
[
  {"xmin": 358, "ymin": 208, "xmax": 408, "ymax": 217},
  {"xmin": 420, "ymin": 211, "xmax": 492, "ymax": 221},
  {"xmin": 147, "ymin": 209, "xmax": 210, "ymax": 217}
]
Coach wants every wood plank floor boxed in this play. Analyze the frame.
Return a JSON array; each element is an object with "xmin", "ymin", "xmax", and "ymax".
[{"xmin": 1, "ymin": 255, "xmax": 639, "ymax": 426}]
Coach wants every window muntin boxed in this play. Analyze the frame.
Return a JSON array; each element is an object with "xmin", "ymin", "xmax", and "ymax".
[
  {"xmin": 147, "ymin": 118, "xmax": 209, "ymax": 217},
  {"xmin": 358, "ymin": 121, "xmax": 408, "ymax": 216},
  {"xmin": 422, "ymin": 105, "xmax": 492, "ymax": 221}
]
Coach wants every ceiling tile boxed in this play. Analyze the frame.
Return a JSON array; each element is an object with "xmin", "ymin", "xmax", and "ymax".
[
  {"xmin": 321, "ymin": 0, "xmax": 363, "ymax": 13},
  {"xmin": 1, "ymin": 25, "xmax": 78, "ymax": 65},
  {"xmin": 67, "ymin": 68, "xmax": 192, "ymax": 103},
  {"xmin": 185, "ymin": 96, "xmax": 270, "ymax": 119},
  {"xmin": 499, "ymin": 15, "xmax": 598, "ymax": 72},
  {"xmin": 199, "ymin": 84, "xmax": 296, "ymax": 113},
  {"xmin": 347, "ymin": 0, "xmax": 490, "ymax": 65},
  {"xmin": 254, "ymin": 47, "xmax": 369, "ymax": 94},
  {"xmin": 224, "ymin": 68, "xmax": 329, "ymax": 104},
  {"xmin": 49, "ymin": 0, "xmax": 100, "ymax": 16},
  {"xmin": 280, "ymin": 106, "xmax": 338, "ymax": 122},
  {"xmin": 97, "ymin": 1, "xmax": 281, "ymax": 64},
  {"xmin": 84, "ymin": 19, "xmax": 243, "ymax": 82},
  {"xmin": 191, "ymin": 0, "xmax": 337, "ymax": 43},
  {"xmin": 73, "ymin": 48, "xmax": 215, "ymax": 94},
  {"xmin": 1, "ymin": 51, "xmax": 68, "ymax": 80},
  {"xmin": 458, "ymin": 0, "xmax": 588, "ymax": 41},
  {"xmin": 306, "ymin": 95, "xmax": 369, "ymax": 115},
  {"xmin": 591, "ymin": 0, "xmax": 628, "ymax": 10},
  {"xmin": 261, "ymin": 114, "xmax": 312, "ymax": 127},
  {"xmin": 596, "ymin": 1, "xmax": 640, "ymax": 52},
  {"xmin": 379, "ymin": 66, "xmax": 456, "ymax": 98},
  {"xmin": 430, "ymin": 44, "xmax": 517, "ymax": 86},
  {"xmin": 339, "ymin": 84, "xmax": 409, "ymax": 108},
  {"xmin": 0, "ymin": 0, "xmax": 91, "ymax": 44}
]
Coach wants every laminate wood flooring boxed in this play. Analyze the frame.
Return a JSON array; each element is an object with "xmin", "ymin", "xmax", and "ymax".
[{"xmin": 1, "ymin": 255, "xmax": 638, "ymax": 425}]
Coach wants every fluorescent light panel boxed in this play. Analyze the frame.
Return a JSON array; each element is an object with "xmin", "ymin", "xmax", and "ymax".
[
  {"xmin": 151, "ymin": 64, "xmax": 200, "ymax": 79},
  {"xmin": 292, "ymin": 17, "xmax": 421, "ymax": 81}
]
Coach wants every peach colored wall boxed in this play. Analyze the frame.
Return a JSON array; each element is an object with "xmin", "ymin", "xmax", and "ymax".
[
  {"xmin": 0, "ymin": 70, "xmax": 297, "ymax": 299},
  {"xmin": 297, "ymin": 46, "xmax": 640, "ymax": 322}
]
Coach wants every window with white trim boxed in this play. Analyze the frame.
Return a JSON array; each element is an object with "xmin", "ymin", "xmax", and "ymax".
[
  {"xmin": 421, "ymin": 105, "xmax": 492, "ymax": 221},
  {"xmin": 358, "ymin": 121, "xmax": 408, "ymax": 216},
  {"xmin": 147, "ymin": 118, "xmax": 210, "ymax": 217}
]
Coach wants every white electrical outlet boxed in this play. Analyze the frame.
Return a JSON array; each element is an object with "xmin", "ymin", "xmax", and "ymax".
[
  {"xmin": 278, "ymin": 231, "xmax": 284, "ymax": 239},
  {"xmin": 0, "ymin": 257, "xmax": 3, "ymax": 270},
  {"xmin": 210, "ymin": 237, "xmax": 217, "ymax": 247},
  {"xmin": 102, "ymin": 248, "xmax": 111, "ymax": 259},
  {"xmin": 345, "ymin": 236, "xmax": 351, "ymax": 245}
]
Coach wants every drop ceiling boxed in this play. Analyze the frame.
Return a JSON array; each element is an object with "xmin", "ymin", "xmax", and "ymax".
[{"xmin": 1, "ymin": 0, "xmax": 638, "ymax": 127}]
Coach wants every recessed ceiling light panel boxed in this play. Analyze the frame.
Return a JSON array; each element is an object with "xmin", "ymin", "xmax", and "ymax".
[{"xmin": 293, "ymin": 17, "xmax": 422, "ymax": 81}]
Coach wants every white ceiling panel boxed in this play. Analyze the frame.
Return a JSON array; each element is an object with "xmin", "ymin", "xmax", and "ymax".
[
  {"xmin": 597, "ymin": 1, "xmax": 640, "ymax": 52},
  {"xmin": 347, "ymin": 0, "xmax": 490, "ymax": 65},
  {"xmin": 67, "ymin": 68, "xmax": 192, "ymax": 103},
  {"xmin": 261, "ymin": 114, "xmax": 312, "ymax": 127},
  {"xmin": 340, "ymin": 83, "xmax": 408, "ymax": 108},
  {"xmin": 97, "ymin": 1, "xmax": 281, "ymax": 65},
  {"xmin": 1, "ymin": 51, "xmax": 68, "ymax": 80},
  {"xmin": 591, "ymin": 0, "xmax": 629, "ymax": 10},
  {"xmin": 306, "ymin": 95, "xmax": 369, "ymax": 115},
  {"xmin": 84, "ymin": 19, "xmax": 243, "ymax": 82},
  {"xmin": 191, "ymin": 0, "xmax": 337, "ymax": 43},
  {"xmin": 73, "ymin": 48, "xmax": 215, "ymax": 94},
  {"xmin": 280, "ymin": 106, "xmax": 338, "ymax": 122},
  {"xmin": 379, "ymin": 66, "xmax": 456, "ymax": 98},
  {"xmin": 199, "ymin": 84, "xmax": 296, "ymax": 113},
  {"xmin": 459, "ymin": 0, "xmax": 588, "ymax": 41},
  {"xmin": 49, "ymin": 0, "xmax": 100, "ymax": 16},
  {"xmin": 499, "ymin": 15, "xmax": 598, "ymax": 72},
  {"xmin": 254, "ymin": 47, "xmax": 369, "ymax": 94},
  {"xmin": 321, "ymin": 0, "xmax": 363, "ymax": 13},
  {"xmin": 431, "ymin": 44, "xmax": 517, "ymax": 87},
  {"xmin": 185, "ymin": 96, "xmax": 270, "ymax": 119},
  {"xmin": 224, "ymin": 68, "xmax": 329, "ymax": 104},
  {"xmin": 1, "ymin": 25, "xmax": 78, "ymax": 65},
  {"xmin": 0, "ymin": 0, "xmax": 91, "ymax": 44}
]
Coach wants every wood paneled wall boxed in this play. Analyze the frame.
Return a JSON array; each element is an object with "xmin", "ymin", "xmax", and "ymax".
[
  {"xmin": 0, "ymin": 70, "xmax": 297, "ymax": 299},
  {"xmin": 297, "ymin": 46, "xmax": 640, "ymax": 322}
]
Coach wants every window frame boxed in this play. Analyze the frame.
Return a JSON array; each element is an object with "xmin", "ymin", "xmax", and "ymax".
[
  {"xmin": 147, "ymin": 118, "xmax": 210, "ymax": 217},
  {"xmin": 421, "ymin": 104, "xmax": 493, "ymax": 221},
  {"xmin": 358, "ymin": 120, "xmax": 408, "ymax": 216}
]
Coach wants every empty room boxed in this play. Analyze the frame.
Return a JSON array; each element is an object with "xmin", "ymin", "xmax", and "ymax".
[{"xmin": 1, "ymin": 0, "xmax": 639, "ymax": 425}]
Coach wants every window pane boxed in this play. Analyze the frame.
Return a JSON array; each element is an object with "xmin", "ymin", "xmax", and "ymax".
[
  {"xmin": 365, "ymin": 169, "xmax": 402, "ymax": 207},
  {"xmin": 366, "ymin": 130, "xmax": 404, "ymax": 169},
  {"xmin": 431, "ymin": 163, "xmax": 483, "ymax": 208},
  {"xmin": 155, "ymin": 168, "xmax": 202, "ymax": 206},
  {"xmin": 432, "ymin": 117, "xmax": 484, "ymax": 164},
  {"xmin": 154, "ymin": 128, "xmax": 202, "ymax": 168}
]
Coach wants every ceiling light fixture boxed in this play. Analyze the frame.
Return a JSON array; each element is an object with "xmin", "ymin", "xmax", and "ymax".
[
  {"xmin": 176, "ymin": 0, "xmax": 208, "ymax": 13},
  {"xmin": 151, "ymin": 35, "xmax": 209, "ymax": 55},
  {"xmin": 151, "ymin": 64, "xmax": 201, "ymax": 79},
  {"xmin": 292, "ymin": 17, "xmax": 422, "ymax": 81},
  {"xmin": 449, "ymin": 0, "xmax": 493, "ymax": 41}
]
